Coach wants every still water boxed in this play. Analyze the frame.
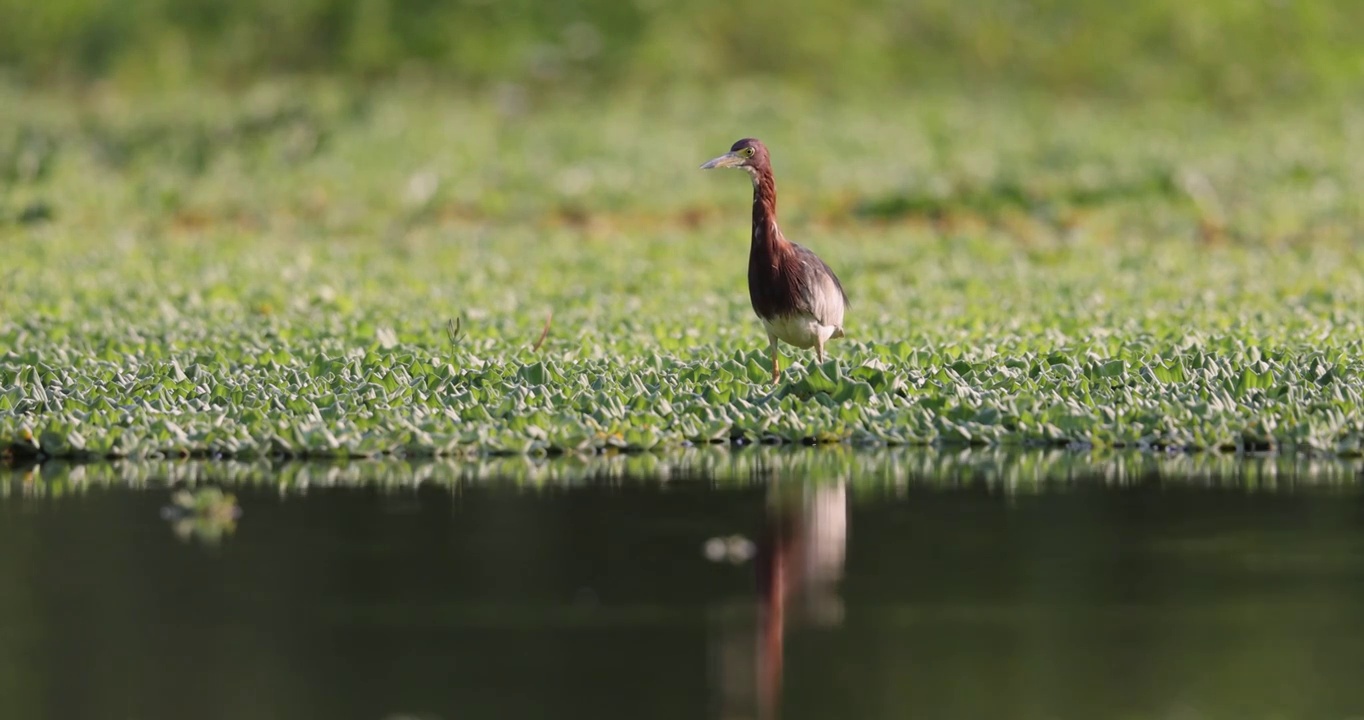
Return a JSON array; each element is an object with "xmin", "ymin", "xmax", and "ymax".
[{"xmin": 3, "ymin": 448, "xmax": 1364, "ymax": 719}]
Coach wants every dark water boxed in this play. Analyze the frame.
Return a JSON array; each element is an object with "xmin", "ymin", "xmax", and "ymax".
[{"xmin": 3, "ymin": 449, "xmax": 1364, "ymax": 719}]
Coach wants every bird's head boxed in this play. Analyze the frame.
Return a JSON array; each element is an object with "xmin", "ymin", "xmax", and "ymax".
[{"xmin": 700, "ymin": 138, "xmax": 769, "ymax": 177}]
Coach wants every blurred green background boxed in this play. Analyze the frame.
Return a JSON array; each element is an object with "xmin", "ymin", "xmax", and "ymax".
[
  {"xmin": 3, "ymin": 0, "xmax": 1364, "ymax": 458},
  {"xmin": 3, "ymin": 0, "xmax": 1363, "ymax": 103}
]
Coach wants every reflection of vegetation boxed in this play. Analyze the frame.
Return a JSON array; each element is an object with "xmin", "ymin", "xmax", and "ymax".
[
  {"xmin": 160, "ymin": 487, "xmax": 242, "ymax": 546},
  {"xmin": 3, "ymin": 448, "xmax": 1361, "ymax": 499},
  {"xmin": 704, "ymin": 535, "xmax": 757, "ymax": 564}
]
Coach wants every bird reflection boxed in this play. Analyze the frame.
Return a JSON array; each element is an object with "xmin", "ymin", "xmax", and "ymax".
[{"xmin": 709, "ymin": 480, "xmax": 848, "ymax": 720}]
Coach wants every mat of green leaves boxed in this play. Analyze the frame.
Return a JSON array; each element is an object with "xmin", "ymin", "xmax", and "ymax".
[{"xmin": 3, "ymin": 86, "xmax": 1362, "ymax": 461}]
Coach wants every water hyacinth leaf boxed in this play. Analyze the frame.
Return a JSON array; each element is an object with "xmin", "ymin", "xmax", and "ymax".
[
  {"xmin": 832, "ymin": 381, "xmax": 873, "ymax": 404},
  {"xmin": 1099, "ymin": 359, "xmax": 1125, "ymax": 378}
]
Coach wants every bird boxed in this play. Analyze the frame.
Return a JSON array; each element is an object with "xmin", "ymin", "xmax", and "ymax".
[{"xmin": 700, "ymin": 138, "xmax": 848, "ymax": 383}]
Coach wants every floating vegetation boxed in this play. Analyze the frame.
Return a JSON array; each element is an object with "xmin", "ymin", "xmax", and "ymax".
[{"xmin": 2, "ymin": 89, "xmax": 1364, "ymax": 461}]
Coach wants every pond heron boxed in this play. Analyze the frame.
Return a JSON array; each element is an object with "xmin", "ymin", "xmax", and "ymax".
[{"xmin": 701, "ymin": 138, "xmax": 848, "ymax": 383}]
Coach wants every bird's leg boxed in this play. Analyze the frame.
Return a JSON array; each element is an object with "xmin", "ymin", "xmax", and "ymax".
[
  {"xmin": 768, "ymin": 333, "xmax": 781, "ymax": 383},
  {"xmin": 816, "ymin": 336, "xmax": 825, "ymax": 364}
]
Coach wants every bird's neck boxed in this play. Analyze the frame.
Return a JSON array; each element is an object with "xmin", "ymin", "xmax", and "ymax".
[{"xmin": 749, "ymin": 169, "xmax": 784, "ymax": 255}]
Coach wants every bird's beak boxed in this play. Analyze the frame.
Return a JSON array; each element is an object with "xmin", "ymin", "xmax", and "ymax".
[{"xmin": 700, "ymin": 152, "xmax": 743, "ymax": 170}]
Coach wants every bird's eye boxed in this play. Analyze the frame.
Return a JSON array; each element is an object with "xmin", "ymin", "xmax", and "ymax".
[{"xmin": 742, "ymin": 147, "xmax": 755, "ymax": 157}]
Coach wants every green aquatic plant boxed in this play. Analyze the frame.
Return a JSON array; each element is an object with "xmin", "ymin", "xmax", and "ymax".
[{"xmin": 2, "ymin": 87, "xmax": 1363, "ymax": 460}]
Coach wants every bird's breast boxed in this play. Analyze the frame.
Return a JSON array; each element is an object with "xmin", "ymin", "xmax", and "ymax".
[{"xmin": 761, "ymin": 314, "xmax": 823, "ymax": 349}]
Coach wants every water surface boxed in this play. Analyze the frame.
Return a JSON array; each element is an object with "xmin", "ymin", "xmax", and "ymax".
[{"xmin": 3, "ymin": 448, "xmax": 1364, "ymax": 719}]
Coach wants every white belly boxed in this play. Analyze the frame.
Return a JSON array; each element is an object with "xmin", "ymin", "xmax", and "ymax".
[{"xmin": 762, "ymin": 313, "xmax": 841, "ymax": 349}]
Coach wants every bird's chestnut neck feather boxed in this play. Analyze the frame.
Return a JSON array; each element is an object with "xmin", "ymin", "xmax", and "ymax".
[{"xmin": 748, "ymin": 164, "xmax": 784, "ymax": 255}]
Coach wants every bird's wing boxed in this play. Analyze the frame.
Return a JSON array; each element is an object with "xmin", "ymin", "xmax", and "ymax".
[{"xmin": 788, "ymin": 243, "xmax": 848, "ymax": 329}]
